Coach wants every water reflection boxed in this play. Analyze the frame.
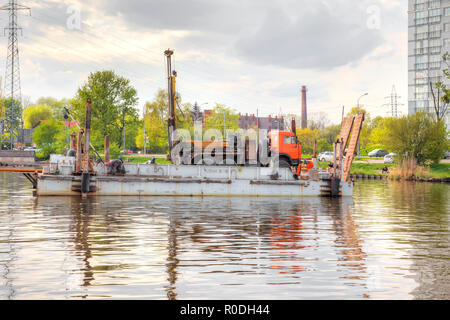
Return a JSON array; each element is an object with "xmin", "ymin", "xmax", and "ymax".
[
  {"xmin": 0, "ymin": 173, "xmax": 449, "ymax": 299},
  {"xmin": 166, "ymin": 215, "xmax": 180, "ymax": 300},
  {"xmin": 0, "ymin": 210, "xmax": 16, "ymax": 300},
  {"xmin": 354, "ymin": 180, "xmax": 450, "ymax": 299},
  {"xmin": 388, "ymin": 182, "xmax": 450, "ymax": 300},
  {"xmin": 150, "ymin": 196, "xmax": 371, "ymax": 298}
]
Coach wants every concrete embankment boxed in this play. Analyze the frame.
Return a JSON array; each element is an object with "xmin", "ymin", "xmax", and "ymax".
[{"xmin": 350, "ymin": 174, "xmax": 450, "ymax": 183}]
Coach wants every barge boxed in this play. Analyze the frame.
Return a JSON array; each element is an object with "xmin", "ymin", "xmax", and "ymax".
[
  {"xmin": 36, "ymin": 162, "xmax": 353, "ymax": 197},
  {"xmin": 31, "ymin": 49, "xmax": 364, "ymax": 198}
]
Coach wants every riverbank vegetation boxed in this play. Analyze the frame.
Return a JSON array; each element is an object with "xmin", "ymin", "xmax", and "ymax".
[
  {"xmin": 0, "ymin": 67, "xmax": 448, "ymax": 174},
  {"xmin": 317, "ymin": 160, "xmax": 449, "ymax": 179}
]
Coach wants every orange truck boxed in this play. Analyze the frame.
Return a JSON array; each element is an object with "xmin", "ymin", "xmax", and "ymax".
[
  {"xmin": 267, "ymin": 130, "xmax": 302, "ymax": 168},
  {"xmin": 174, "ymin": 130, "xmax": 307, "ymax": 168}
]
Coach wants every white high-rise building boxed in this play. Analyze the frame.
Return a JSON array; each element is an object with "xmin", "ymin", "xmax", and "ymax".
[{"xmin": 408, "ymin": 0, "xmax": 450, "ymax": 127}]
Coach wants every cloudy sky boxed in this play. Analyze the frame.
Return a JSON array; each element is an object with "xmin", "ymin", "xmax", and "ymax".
[{"xmin": 4, "ymin": 0, "xmax": 407, "ymax": 124}]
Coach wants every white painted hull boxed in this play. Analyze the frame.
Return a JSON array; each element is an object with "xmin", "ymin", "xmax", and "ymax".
[{"xmin": 37, "ymin": 164, "xmax": 353, "ymax": 197}]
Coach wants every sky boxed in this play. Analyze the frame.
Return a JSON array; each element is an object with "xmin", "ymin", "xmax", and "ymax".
[{"xmin": 2, "ymin": 0, "xmax": 407, "ymax": 124}]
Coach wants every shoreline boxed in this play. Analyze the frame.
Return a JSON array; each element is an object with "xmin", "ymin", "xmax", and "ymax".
[{"xmin": 350, "ymin": 174, "xmax": 450, "ymax": 183}]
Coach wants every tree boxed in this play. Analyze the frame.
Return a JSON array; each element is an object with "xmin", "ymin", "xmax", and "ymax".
[
  {"xmin": 138, "ymin": 111, "xmax": 168, "ymax": 153},
  {"xmin": 308, "ymin": 112, "xmax": 330, "ymax": 130},
  {"xmin": 346, "ymin": 106, "xmax": 368, "ymax": 118},
  {"xmin": 316, "ymin": 138, "xmax": 332, "ymax": 153},
  {"xmin": 136, "ymin": 89, "xmax": 196, "ymax": 153},
  {"xmin": 205, "ymin": 104, "xmax": 240, "ymax": 138},
  {"xmin": 136, "ymin": 90, "xmax": 169, "ymax": 153},
  {"xmin": 384, "ymin": 111, "xmax": 448, "ymax": 165},
  {"xmin": 319, "ymin": 124, "xmax": 340, "ymax": 146},
  {"xmin": 120, "ymin": 115, "xmax": 141, "ymax": 150},
  {"xmin": 70, "ymin": 70, "xmax": 139, "ymax": 149},
  {"xmin": 1, "ymin": 98, "xmax": 22, "ymax": 131},
  {"xmin": 23, "ymin": 105, "xmax": 54, "ymax": 129},
  {"xmin": 36, "ymin": 97, "xmax": 69, "ymax": 120},
  {"xmin": 32, "ymin": 119, "xmax": 66, "ymax": 159},
  {"xmin": 346, "ymin": 106, "xmax": 372, "ymax": 150},
  {"xmin": 368, "ymin": 117, "xmax": 390, "ymax": 146},
  {"xmin": 432, "ymin": 52, "xmax": 450, "ymax": 122},
  {"xmin": 296, "ymin": 128, "xmax": 319, "ymax": 155},
  {"xmin": 177, "ymin": 102, "xmax": 194, "ymax": 132}
]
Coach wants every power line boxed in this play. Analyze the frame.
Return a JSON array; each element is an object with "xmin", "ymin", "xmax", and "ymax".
[
  {"xmin": 0, "ymin": 0, "xmax": 30, "ymax": 149},
  {"xmin": 18, "ymin": 6, "xmax": 297, "ymax": 114},
  {"xmin": 382, "ymin": 85, "xmax": 403, "ymax": 118}
]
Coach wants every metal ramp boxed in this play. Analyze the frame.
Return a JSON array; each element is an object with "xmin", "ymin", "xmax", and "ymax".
[
  {"xmin": 337, "ymin": 117, "xmax": 354, "ymax": 162},
  {"xmin": 343, "ymin": 114, "xmax": 365, "ymax": 182},
  {"xmin": 320, "ymin": 115, "xmax": 361, "ymax": 197}
]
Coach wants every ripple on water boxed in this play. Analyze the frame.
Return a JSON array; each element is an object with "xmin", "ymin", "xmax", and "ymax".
[{"xmin": 0, "ymin": 174, "xmax": 449, "ymax": 299}]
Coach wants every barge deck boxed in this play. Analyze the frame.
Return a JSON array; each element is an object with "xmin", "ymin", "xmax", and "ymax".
[{"xmin": 36, "ymin": 164, "xmax": 353, "ymax": 197}]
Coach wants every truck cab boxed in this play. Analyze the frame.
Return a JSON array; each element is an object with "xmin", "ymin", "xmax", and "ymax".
[{"xmin": 268, "ymin": 131, "xmax": 302, "ymax": 167}]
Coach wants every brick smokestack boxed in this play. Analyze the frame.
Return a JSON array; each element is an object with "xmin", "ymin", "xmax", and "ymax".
[{"xmin": 301, "ymin": 86, "xmax": 307, "ymax": 129}]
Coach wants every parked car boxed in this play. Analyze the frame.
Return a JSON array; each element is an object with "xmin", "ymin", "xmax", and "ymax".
[
  {"xmin": 444, "ymin": 151, "xmax": 450, "ymax": 160},
  {"xmin": 318, "ymin": 151, "xmax": 334, "ymax": 162},
  {"xmin": 384, "ymin": 153, "xmax": 396, "ymax": 164},
  {"xmin": 122, "ymin": 149, "xmax": 133, "ymax": 154},
  {"xmin": 368, "ymin": 149, "xmax": 389, "ymax": 158}
]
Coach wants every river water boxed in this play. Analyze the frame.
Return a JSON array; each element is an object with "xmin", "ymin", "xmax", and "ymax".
[{"xmin": 0, "ymin": 172, "xmax": 449, "ymax": 300}]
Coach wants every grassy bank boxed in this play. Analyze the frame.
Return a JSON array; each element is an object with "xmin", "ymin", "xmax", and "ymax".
[
  {"xmin": 317, "ymin": 161, "xmax": 449, "ymax": 179},
  {"xmin": 122, "ymin": 156, "xmax": 171, "ymax": 164},
  {"xmin": 422, "ymin": 163, "xmax": 450, "ymax": 179},
  {"xmin": 316, "ymin": 162, "xmax": 394, "ymax": 175},
  {"xmin": 348, "ymin": 163, "xmax": 396, "ymax": 175}
]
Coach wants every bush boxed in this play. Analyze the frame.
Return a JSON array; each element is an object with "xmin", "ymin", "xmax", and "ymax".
[
  {"xmin": 32, "ymin": 120, "xmax": 66, "ymax": 159},
  {"xmin": 109, "ymin": 142, "xmax": 121, "ymax": 159},
  {"xmin": 384, "ymin": 112, "xmax": 448, "ymax": 165}
]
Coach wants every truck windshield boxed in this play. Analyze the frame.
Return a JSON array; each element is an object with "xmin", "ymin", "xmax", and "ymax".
[{"xmin": 283, "ymin": 136, "xmax": 296, "ymax": 144}]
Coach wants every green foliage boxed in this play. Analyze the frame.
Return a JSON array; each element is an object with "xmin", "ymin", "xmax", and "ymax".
[
  {"xmin": 122, "ymin": 156, "xmax": 171, "ymax": 164},
  {"xmin": 205, "ymin": 104, "xmax": 240, "ymax": 138},
  {"xmin": 36, "ymin": 97, "xmax": 68, "ymax": 120},
  {"xmin": 32, "ymin": 119, "xmax": 66, "ymax": 159},
  {"xmin": 177, "ymin": 102, "xmax": 194, "ymax": 133},
  {"xmin": 1, "ymin": 98, "xmax": 22, "ymax": 129},
  {"xmin": 318, "ymin": 124, "xmax": 340, "ymax": 146},
  {"xmin": 23, "ymin": 105, "xmax": 54, "ymax": 129},
  {"xmin": 136, "ymin": 90, "xmax": 170, "ymax": 153},
  {"xmin": 426, "ymin": 163, "xmax": 450, "ymax": 178},
  {"xmin": 296, "ymin": 128, "xmax": 319, "ymax": 154},
  {"xmin": 349, "ymin": 163, "xmax": 396, "ymax": 175},
  {"xmin": 316, "ymin": 138, "xmax": 332, "ymax": 153},
  {"xmin": 384, "ymin": 111, "xmax": 448, "ymax": 165},
  {"xmin": 108, "ymin": 142, "xmax": 121, "ymax": 159},
  {"xmin": 347, "ymin": 106, "xmax": 370, "ymax": 121},
  {"xmin": 368, "ymin": 117, "xmax": 391, "ymax": 146},
  {"xmin": 69, "ymin": 70, "xmax": 139, "ymax": 149}
]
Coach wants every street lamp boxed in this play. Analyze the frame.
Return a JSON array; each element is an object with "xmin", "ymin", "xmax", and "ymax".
[
  {"xmin": 356, "ymin": 93, "xmax": 368, "ymax": 156},
  {"xmin": 357, "ymin": 93, "xmax": 368, "ymax": 109}
]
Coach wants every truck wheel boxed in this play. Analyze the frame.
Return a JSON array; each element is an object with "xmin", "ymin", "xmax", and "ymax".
[{"xmin": 279, "ymin": 159, "xmax": 291, "ymax": 168}]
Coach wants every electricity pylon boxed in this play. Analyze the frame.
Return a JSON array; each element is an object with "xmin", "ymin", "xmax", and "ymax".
[
  {"xmin": 0, "ymin": 0, "xmax": 30, "ymax": 149},
  {"xmin": 383, "ymin": 85, "xmax": 403, "ymax": 118}
]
